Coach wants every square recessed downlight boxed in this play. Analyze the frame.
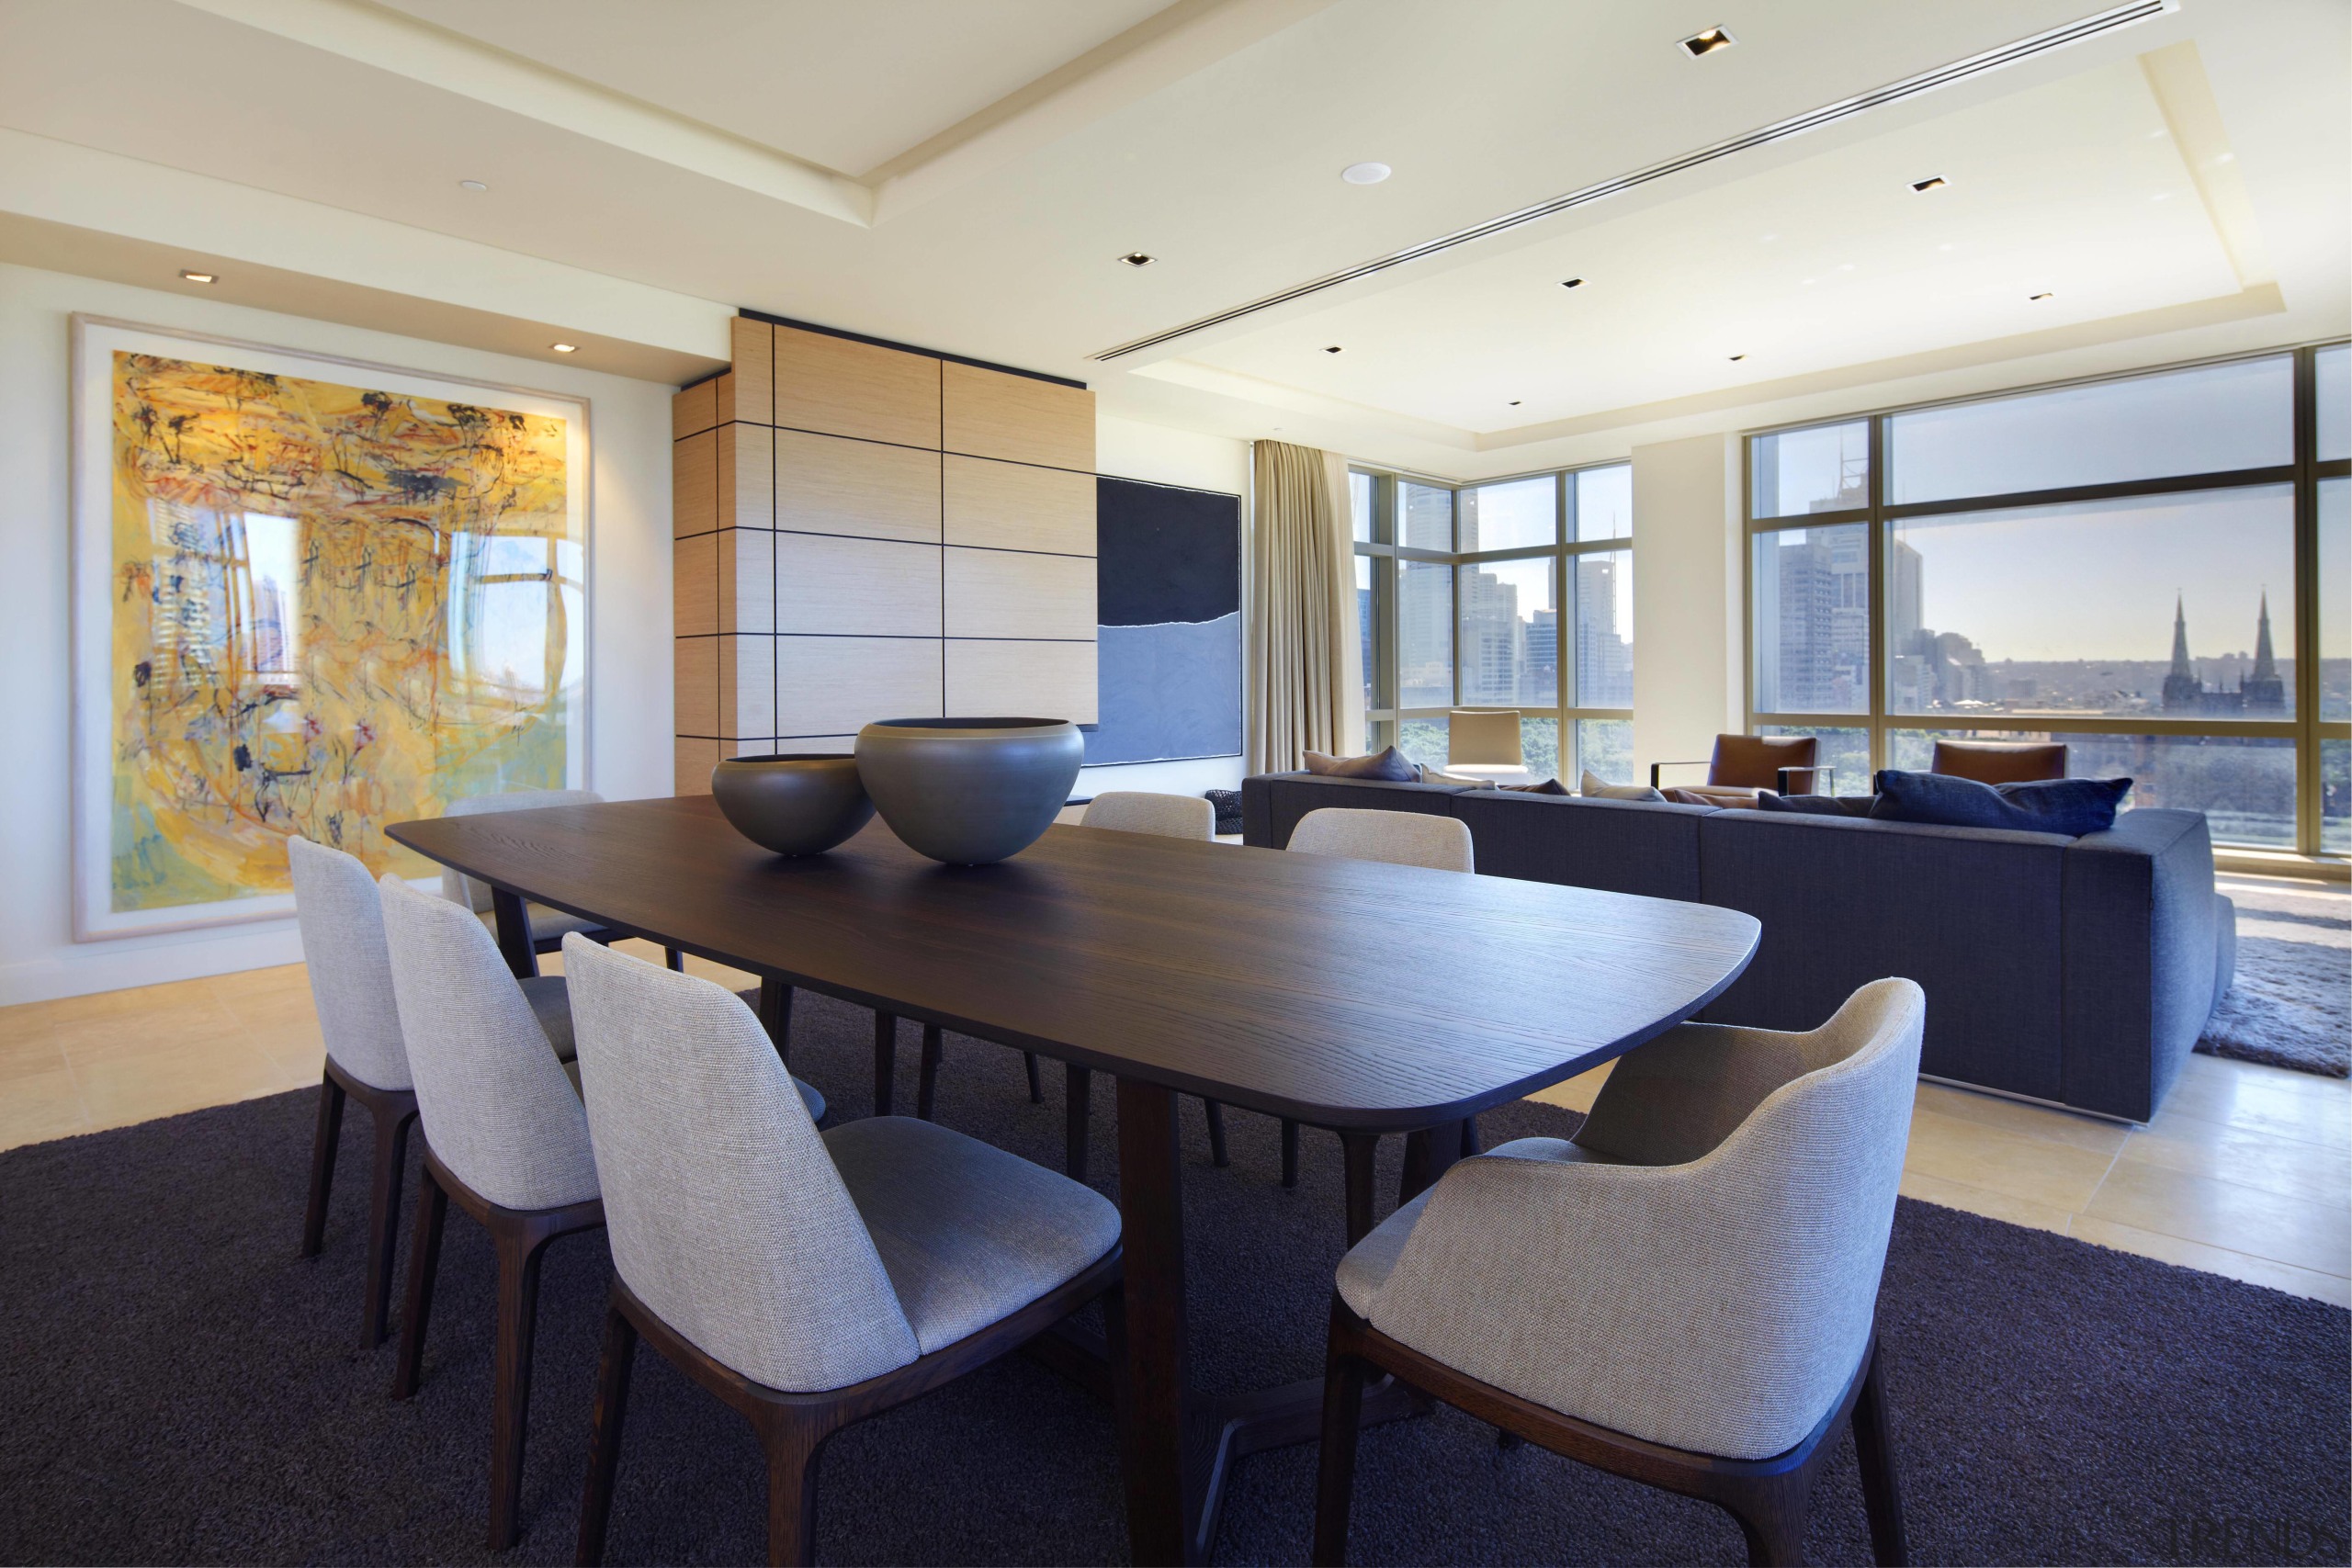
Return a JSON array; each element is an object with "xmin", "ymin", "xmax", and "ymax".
[
  {"xmin": 1911, "ymin": 175, "xmax": 1948, "ymax": 192},
  {"xmin": 1679, "ymin": 27, "xmax": 1735, "ymax": 57}
]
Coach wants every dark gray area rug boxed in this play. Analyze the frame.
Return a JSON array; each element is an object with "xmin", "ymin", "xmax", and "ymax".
[
  {"xmin": 1, "ymin": 988, "xmax": 2345, "ymax": 1567},
  {"xmin": 2199, "ymin": 881, "xmax": 2351, "ymax": 1078}
]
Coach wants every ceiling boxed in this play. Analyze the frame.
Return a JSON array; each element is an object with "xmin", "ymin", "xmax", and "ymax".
[{"xmin": 0, "ymin": 0, "xmax": 2342, "ymax": 475}]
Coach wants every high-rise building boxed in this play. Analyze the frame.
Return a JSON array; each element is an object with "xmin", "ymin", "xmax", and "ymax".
[{"xmin": 1574, "ymin": 556, "xmax": 1632, "ymax": 707}]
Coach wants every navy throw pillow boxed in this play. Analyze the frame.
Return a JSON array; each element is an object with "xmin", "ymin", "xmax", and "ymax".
[
  {"xmin": 1757, "ymin": 792, "xmax": 1875, "ymax": 818},
  {"xmin": 1204, "ymin": 788, "xmax": 1242, "ymax": 836},
  {"xmin": 1871, "ymin": 770, "xmax": 2132, "ymax": 836}
]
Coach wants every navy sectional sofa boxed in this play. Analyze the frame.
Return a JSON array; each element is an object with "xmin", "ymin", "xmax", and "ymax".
[{"xmin": 1240, "ymin": 773, "xmax": 2235, "ymax": 1122}]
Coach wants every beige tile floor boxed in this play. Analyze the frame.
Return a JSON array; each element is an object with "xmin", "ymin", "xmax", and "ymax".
[{"xmin": 4, "ymin": 895, "xmax": 2346, "ymax": 1306}]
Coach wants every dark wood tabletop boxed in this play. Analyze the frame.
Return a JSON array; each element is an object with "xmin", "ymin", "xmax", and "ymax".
[{"xmin": 388, "ymin": 794, "xmax": 1758, "ymax": 1131}]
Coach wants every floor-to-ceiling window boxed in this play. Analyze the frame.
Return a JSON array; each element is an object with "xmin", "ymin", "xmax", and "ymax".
[
  {"xmin": 1745, "ymin": 343, "xmax": 2350, "ymax": 856},
  {"xmin": 1352, "ymin": 460, "xmax": 1634, "ymax": 784}
]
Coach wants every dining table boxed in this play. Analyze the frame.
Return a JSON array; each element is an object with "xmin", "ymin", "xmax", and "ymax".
[{"xmin": 389, "ymin": 794, "xmax": 1760, "ymax": 1565}]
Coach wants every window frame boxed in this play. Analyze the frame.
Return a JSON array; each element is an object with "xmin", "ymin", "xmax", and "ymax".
[
  {"xmin": 1742, "ymin": 341, "xmax": 2351, "ymax": 858},
  {"xmin": 1352, "ymin": 460, "xmax": 1635, "ymax": 782}
]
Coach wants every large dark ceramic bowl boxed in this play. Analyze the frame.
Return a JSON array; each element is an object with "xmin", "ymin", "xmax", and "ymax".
[
  {"xmin": 854, "ymin": 717, "xmax": 1084, "ymax": 865},
  {"xmin": 710, "ymin": 753, "xmax": 875, "ymax": 856}
]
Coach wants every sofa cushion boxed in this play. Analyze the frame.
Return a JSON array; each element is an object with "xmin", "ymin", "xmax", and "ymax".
[
  {"xmin": 1305, "ymin": 746, "xmax": 1419, "ymax": 783},
  {"xmin": 1871, "ymin": 769, "xmax": 2132, "ymax": 836},
  {"xmin": 1580, "ymin": 771, "xmax": 1665, "ymax": 802},
  {"xmin": 1756, "ymin": 792, "xmax": 1874, "ymax": 818},
  {"xmin": 1501, "ymin": 777, "xmax": 1571, "ymax": 795},
  {"xmin": 1698, "ymin": 810, "xmax": 2072, "ymax": 1101},
  {"xmin": 1451, "ymin": 791, "xmax": 1711, "ymax": 901}
]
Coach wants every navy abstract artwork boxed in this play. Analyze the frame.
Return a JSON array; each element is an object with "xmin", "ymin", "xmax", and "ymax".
[{"xmin": 1086, "ymin": 477, "xmax": 1242, "ymax": 766}]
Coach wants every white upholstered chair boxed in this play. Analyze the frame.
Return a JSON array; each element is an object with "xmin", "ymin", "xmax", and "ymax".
[
  {"xmin": 288, "ymin": 835, "xmax": 573, "ymax": 1348},
  {"xmin": 1277, "ymin": 807, "xmax": 1476, "ymax": 1189},
  {"xmin": 1313, "ymin": 978, "xmax": 1924, "ymax": 1567},
  {"xmin": 378, "ymin": 874, "xmax": 605, "ymax": 1551},
  {"xmin": 560, "ymin": 934, "xmax": 1123, "ymax": 1568},
  {"xmin": 1082, "ymin": 789, "xmax": 1216, "ymax": 839},
  {"xmin": 1287, "ymin": 806, "xmax": 1474, "ymax": 872}
]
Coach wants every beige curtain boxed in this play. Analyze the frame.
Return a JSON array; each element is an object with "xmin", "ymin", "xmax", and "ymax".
[{"xmin": 1247, "ymin": 440, "xmax": 1363, "ymax": 773}]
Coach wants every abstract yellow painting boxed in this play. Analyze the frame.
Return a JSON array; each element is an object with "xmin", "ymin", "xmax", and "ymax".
[{"xmin": 74, "ymin": 322, "xmax": 588, "ymax": 936}]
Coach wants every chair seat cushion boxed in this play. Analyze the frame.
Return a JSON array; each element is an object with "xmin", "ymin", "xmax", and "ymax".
[
  {"xmin": 1336, "ymin": 1136, "xmax": 1617, "ymax": 1316},
  {"xmin": 821, "ymin": 1115, "xmax": 1119, "ymax": 1354}
]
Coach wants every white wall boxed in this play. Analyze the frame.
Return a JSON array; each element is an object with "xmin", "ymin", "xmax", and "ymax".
[
  {"xmin": 0, "ymin": 262, "xmax": 677, "ymax": 1005},
  {"xmin": 1630, "ymin": 433, "xmax": 1743, "ymax": 782},
  {"xmin": 1082, "ymin": 415, "xmax": 1253, "ymax": 799}
]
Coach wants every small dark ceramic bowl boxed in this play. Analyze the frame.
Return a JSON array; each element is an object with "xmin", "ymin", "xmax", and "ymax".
[{"xmin": 710, "ymin": 753, "xmax": 876, "ymax": 856}]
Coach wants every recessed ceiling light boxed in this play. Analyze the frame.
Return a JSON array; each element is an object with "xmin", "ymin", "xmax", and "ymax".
[
  {"xmin": 178, "ymin": 269, "xmax": 216, "ymax": 284},
  {"xmin": 1728, "ymin": 354, "xmax": 1747, "ymax": 362},
  {"xmin": 1560, "ymin": 277, "xmax": 1584, "ymax": 288},
  {"xmin": 1508, "ymin": 400, "xmax": 1522, "ymax": 406},
  {"xmin": 1911, "ymin": 175, "xmax": 1948, "ymax": 192},
  {"xmin": 1679, "ymin": 26, "xmax": 1735, "ymax": 57},
  {"xmin": 1117, "ymin": 252, "xmax": 1156, "ymax": 267},
  {"xmin": 1340, "ymin": 162, "xmax": 1391, "ymax": 185},
  {"xmin": 1323, "ymin": 345, "xmax": 1343, "ymax": 354},
  {"xmin": 2029, "ymin": 291, "xmax": 2054, "ymax": 301},
  {"xmin": 458, "ymin": 179, "xmax": 488, "ymax": 191},
  {"xmin": 550, "ymin": 343, "xmax": 578, "ymax": 354}
]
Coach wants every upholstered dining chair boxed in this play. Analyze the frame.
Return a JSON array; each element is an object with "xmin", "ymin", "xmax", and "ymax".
[
  {"xmin": 1282, "ymin": 807, "xmax": 1476, "ymax": 1190},
  {"xmin": 1313, "ymin": 977, "xmax": 1925, "ymax": 1567},
  {"xmin": 377, "ymin": 874, "xmax": 605, "ymax": 1551},
  {"xmin": 559, "ymin": 936, "xmax": 1123, "ymax": 1568},
  {"xmin": 1929, "ymin": 739, "xmax": 2067, "ymax": 784},
  {"xmin": 1649, "ymin": 733, "xmax": 1829, "ymax": 805},
  {"xmin": 440, "ymin": 789, "xmax": 686, "ymax": 974},
  {"xmin": 288, "ymin": 835, "xmax": 576, "ymax": 1348},
  {"xmin": 983, "ymin": 790, "xmax": 1230, "ymax": 1181}
]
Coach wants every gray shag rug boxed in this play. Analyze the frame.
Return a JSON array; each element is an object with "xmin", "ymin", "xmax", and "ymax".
[
  {"xmin": 2199, "ymin": 880, "xmax": 2351, "ymax": 1077},
  {"xmin": 0, "ymin": 987, "xmax": 2345, "ymax": 1567}
]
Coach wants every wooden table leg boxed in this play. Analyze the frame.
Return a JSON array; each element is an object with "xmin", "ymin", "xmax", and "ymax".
[
  {"xmin": 489, "ymin": 888, "xmax": 537, "ymax": 978},
  {"xmin": 756, "ymin": 978, "xmax": 794, "ymax": 1066},
  {"xmin": 1065, "ymin": 1064, "xmax": 1092, "ymax": 1182},
  {"xmin": 1339, "ymin": 1133, "xmax": 1381, "ymax": 1247},
  {"xmin": 1114, "ymin": 1077, "xmax": 1197, "ymax": 1565},
  {"xmin": 872, "ymin": 1013, "xmax": 898, "ymax": 1117},
  {"xmin": 1398, "ymin": 1119, "xmax": 1466, "ymax": 1206}
]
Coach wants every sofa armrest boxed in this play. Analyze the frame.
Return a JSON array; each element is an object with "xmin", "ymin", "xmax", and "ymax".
[{"xmin": 2060, "ymin": 809, "xmax": 2218, "ymax": 1121}]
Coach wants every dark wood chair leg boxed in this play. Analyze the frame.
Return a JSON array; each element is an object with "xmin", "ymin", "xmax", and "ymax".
[
  {"xmin": 872, "ymin": 1012, "xmax": 898, "ymax": 1118},
  {"xmin": 1852, "ymin": 1342, "xmax": 1908, "ymax": 1566},
  {"xmin": 576, "ymin": 1296, "xmax": 639, "ymax": 1568},
  {"xmin": 663, "ymin": 946, "xmax": 685, "ymax": 972},
  {"xmin": 1722, "ymin": 1476, "xmax": 1812, "ymax": 1567},
  {"xmin": 1203, "ymin": 1098, "xmax": 1229, "ymax": 1167},
  {"xmin": 1311, "ymin": 1315, "xmax": 1368, "ymax": 1566},
  {"xmin": 1281, "ymin": 1117, "xmax": 1301, "ymax": 1189},
  {"xmin": 300, "ymin": 1069, "xmax": 346, "ymax": 1257},
  {"xmin": 488, "ymin": 1220, "xmax": 558, "ymax": 1551},
  {"xmin": 759, "ymin": 1412, "xmax": 829, "ymax": 1568},
  {"xmin": 1339, "ymin": 1132, "xmax": 1379, "ymax": 1247},
  {"xmin": 1023, "ymin": 1049, "xmax": 1044, "ymax": 1103},
  {"xmin": 390, "ymin": 1165, "xmax": 449, "ymax": 1400},
  {"xmin": 916, "ymin": 1025, "xmax": 944, "ymax": 1121},
  {"xmin": 360, "ymin": 1102, "xmax": 415, "ymax": 1348},
  {"xmin": 1064, "ymin": 1064, "xmax": 1091, "ymax": 1182}
]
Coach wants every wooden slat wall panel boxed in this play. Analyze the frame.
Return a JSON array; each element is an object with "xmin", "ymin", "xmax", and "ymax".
[
  {"xmin": 943, "ymin": 455, "xmax": 1094, "ymax": 555},
  {"xmin": 775, "ymin": 535, "xmax": 943, "ymax": 637},
  {"xmin": 720, "ymin": 423, "xmax": 775, "ymax": 533},
  {"xmin": 775, "ymin": 429, "xmax": 941, "ymax": 542},
  {"xmin": 672, "ymin": 379, "xmax": 718, "ymax": 441},
  {"xmin": 727, "ymin": 318, "xmax": 774, "ymax": 424},
  {"xmin": 718, "ymin": 635, "xmax": 775, "ymax": 740},
  {"xmin": 675, "ymin": 636, "xmax": 720, "ymax": 737},
  {"xmin": 942, "ymin": 361, "xmax": 1093, "ymax": 471},
  {"xmin": 775, "ymin": 325, "xmax": 942, "ymax": 449},
  {"xmin": 777, "ymin": 636, "xmax": 945, "ymax": 735},
  {"xmin": 944, "ymin": 547, "xmax": 1096, "ymax": 641},
  {"xmin": 673, "ymin": 535, "xmax": 718, "ymax": 638},
  {"xmin": 673, "ymin": 739, "xmax": 721, "ymax": 795},
  {"xmin": 717, "ymin": 530, "xmax": 775, "ymax": 635},
  {"xmin": 945, "ymin": 638, "xmax": 1098, "ymax": 725},
  {"xmin": 673, "ymin": 429, "xmax": 718, "ymax": 539}
]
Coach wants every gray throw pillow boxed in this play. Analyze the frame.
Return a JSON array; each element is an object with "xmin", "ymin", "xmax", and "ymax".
[
  {"xmin": 1580, "ymin": 770, "xmax": 1667, "ymax": 803},
  {"xmin": 1499, "ymin": 777, "xmax": 1570, "ymax": 795},
  {"xmin": 1305, "ymin": 746, "xmax": 1421, "ymax": 783}
]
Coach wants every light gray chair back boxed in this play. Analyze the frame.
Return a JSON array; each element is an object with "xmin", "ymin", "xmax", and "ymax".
[
  {"xmin": 1362, "ymin": 977, "xmax": 1925, "ymax": 1461},
  {"xmin": 378, "ymin": 876, "xmax": 599, "ymax": 1213},
  {"xmin": 439, "ymin": 788, "xmax": 605, "ymax": 913},
  {"xmin": 1082, "ymin": 791, "xmax": 1215, "ymax": 840},
  {"xmin": 1288, "ymin": 807, "xmax": 1474, "ymax": 873},
  {"xmin": 560, "ymin": 933, "xmax": 921, "ymax": 1393},
  {"xmin": 287, "ymin": 835, "xmax": 413, "ymax": 1092}
]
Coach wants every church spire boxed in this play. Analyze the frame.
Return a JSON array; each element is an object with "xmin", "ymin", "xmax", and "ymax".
[
  {"xmin": 2242, "ymin": 587, "xmax": 2287, "ymax": 711},
  {"xmin": 2169, "ymin": 593, "xmax": 2193, "ymax": 678},
  {"xmin": 2163, "ymin": 593, "xmax": 2205, "ymax": 714},
  {"xmin": 2252, "ymin": 589, "xmax": 2278, "ymax": 682}
]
